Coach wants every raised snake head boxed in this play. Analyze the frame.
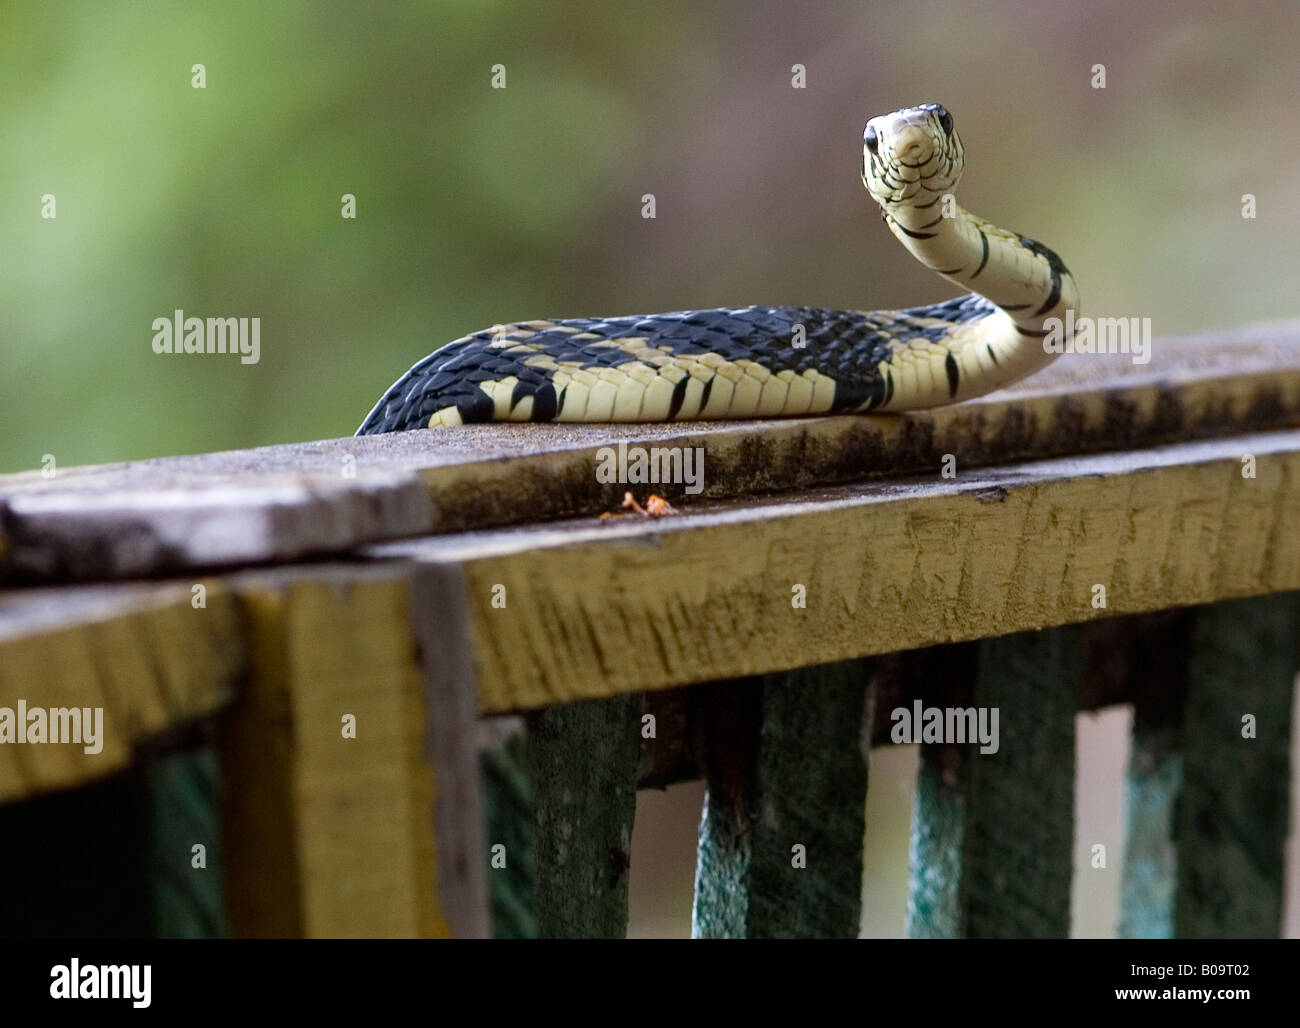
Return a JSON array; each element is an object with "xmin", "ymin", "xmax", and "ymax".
[{"xmin": 861, "ymin": 103, "xmax": 965, "ymax": 208}]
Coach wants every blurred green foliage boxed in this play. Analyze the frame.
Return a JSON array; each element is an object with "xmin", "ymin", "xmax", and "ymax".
[{"xmin": 3, "ymin": 1, "xmax": 1298, "ymax": 472}]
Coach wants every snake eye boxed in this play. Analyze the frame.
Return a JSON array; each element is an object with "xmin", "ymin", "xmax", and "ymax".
[
  {"xmin": 864, "ymin": 124, "xmax": 879, "ymax": 155},
  {"xmin": 935, "ymin": 106, "xmax": 953, "ymax": 136}
]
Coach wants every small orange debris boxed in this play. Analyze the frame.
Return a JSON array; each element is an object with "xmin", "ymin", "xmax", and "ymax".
[
  {"xmin": 643, "ymin": 494, "xmax": 678, "ymax": 517},
  {"xmin": 606, "ymin": 491, "xmax": 680, "ymax": 519}
]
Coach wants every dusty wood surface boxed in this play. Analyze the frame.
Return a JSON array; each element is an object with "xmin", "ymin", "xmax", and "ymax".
[
  {"xmin": 3, "ymin": 321, "xmax": 1299, "ymax": 582},
  {"xmin": 381, "ymin": 428, "xmax": 1300, "ymax": 712}
]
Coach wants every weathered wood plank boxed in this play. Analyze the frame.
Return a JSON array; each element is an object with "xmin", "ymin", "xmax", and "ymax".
[
  {"xmin": 907, "ymin": 628, "xmax": 1079, "ymax": 938},
  {"xmin": 0, "ymin": 581, "xmax": 243, "ymax": 803},
  {"xmin": 4, "ymin": 322, "xmax": 1299, "ymax": 582},
  {"xmin": 219, "ymin": 564, "xmax": 487, "ymax": 938},
  {"xmin": 383, "ymin": 429, "xmax": 1300, "ymax": 712},
  {"xmin": 4, "ymin": 428, "xmax": 1299, "ymax": 753},
  {"xmin": 1121, "ymin": 594, "xmax": 1299, "ymax": 938},
  {"xmin": 0, "ymin": 470, "xmax": 434, "ymax": 581},
  {"xmin": 525, "ymin": 695, "xmax": 641, "ymax": 938},
  {"xmin": 692, "ymin": 661, "xmax": 873, "ymax": 938}
]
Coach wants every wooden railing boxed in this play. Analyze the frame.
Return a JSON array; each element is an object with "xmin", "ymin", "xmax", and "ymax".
[{"xmin": 2, "ymin": 321, "xmax": 1298, "ymax": 938}]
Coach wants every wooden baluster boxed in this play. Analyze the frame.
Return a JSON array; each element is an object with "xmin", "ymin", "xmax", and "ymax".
[
  {"xmin": 525, "ymin": 695, "xmax": 642, "ymax": 938},
  {"xmin": 907, "ymin": 628, "xmax": 1079, "ymax": 938},
  {"xmin": 692, "ymin": 660, "xmax": 874, "ymax": 938},
  {"xmin": 1120, "ymin": 594, "xmax": 1299, "ymax": 938},
  {"xmin": 479, "ymin": 716, "xmax": 536, "ymax": 938}
]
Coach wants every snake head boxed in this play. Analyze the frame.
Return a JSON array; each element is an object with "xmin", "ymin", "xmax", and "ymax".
[{"xmin": 861, "ymin": 103, "xmax": 965, "ymax": 207}]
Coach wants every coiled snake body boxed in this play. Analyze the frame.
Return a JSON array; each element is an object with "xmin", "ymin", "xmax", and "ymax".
[{"xmin": 358, "ymin": 104, "xmax": 1078, "ymax": 434}]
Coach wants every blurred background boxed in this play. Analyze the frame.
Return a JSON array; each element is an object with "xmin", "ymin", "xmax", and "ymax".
[{"xmin": 2, "ymin": 0, "xmax": 1297, "ymax": 936}]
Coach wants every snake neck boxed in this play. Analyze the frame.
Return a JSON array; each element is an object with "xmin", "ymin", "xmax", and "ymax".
[{"xmin": 884, "ymin": 200, "xmax": 1079, "ymax": 337}]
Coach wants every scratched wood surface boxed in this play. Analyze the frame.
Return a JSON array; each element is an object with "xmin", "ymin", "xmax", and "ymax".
[
  {"xmin": 383, "ymin": 428, "xmax": 1300, "ymax": 712},
  {"xmin": 2, "ymin": 321, "xmax": 1299, "ymax": 582}
]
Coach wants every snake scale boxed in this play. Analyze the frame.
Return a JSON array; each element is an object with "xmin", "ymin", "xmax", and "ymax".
[{"xmin": 357, "ymin": 104, "xmax": 1078, "ymax": 435}]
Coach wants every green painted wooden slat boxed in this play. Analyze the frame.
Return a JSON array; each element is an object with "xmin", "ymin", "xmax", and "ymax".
[
  {"xmin": 480, "ymin": 724, "xmax": 536, "ymax": 939},
  {"xmin": 145, "ymin": 748, "xmax": 224, "ymax": 938},
  {"xmin": 1177, "ymin": 594, "xmax": 1298, "ymax": 936},
  {"xmin": 907, "ymin": 628, "xmax": 1079, "ymax": 938},
  {"xmin": 525, "ymin": 695, "xmax": 641, "ymax": 939},
  {"xmin": 1116, "ymin": 613, "xmax": 1193, "ymax": 939},
  {"xmin": 1118, "ymin": 730, "xmax": 1182, "ymax": 939},
  {"xmin": 1122, "ymin": 593, "xmax": 1299, "ymax": 938},
  {"xmin": 692, "ymin": 661, "xmax": 873, "ymax": 939}
]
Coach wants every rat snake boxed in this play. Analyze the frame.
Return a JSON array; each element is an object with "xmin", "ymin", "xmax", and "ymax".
[{"xmin": 358, "ymin": 104, "xmax": 1078, "ymax": 434}]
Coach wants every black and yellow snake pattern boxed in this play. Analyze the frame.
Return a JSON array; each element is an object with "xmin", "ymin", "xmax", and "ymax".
[{"xmin": 358, "ymin": 104, "xmax": 1078, "ymax": 434}]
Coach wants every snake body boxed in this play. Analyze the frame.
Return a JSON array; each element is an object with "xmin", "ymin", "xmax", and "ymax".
[{"xmin": 358, "ymin": 104, "xmax": 1078, "ymax": 434}]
